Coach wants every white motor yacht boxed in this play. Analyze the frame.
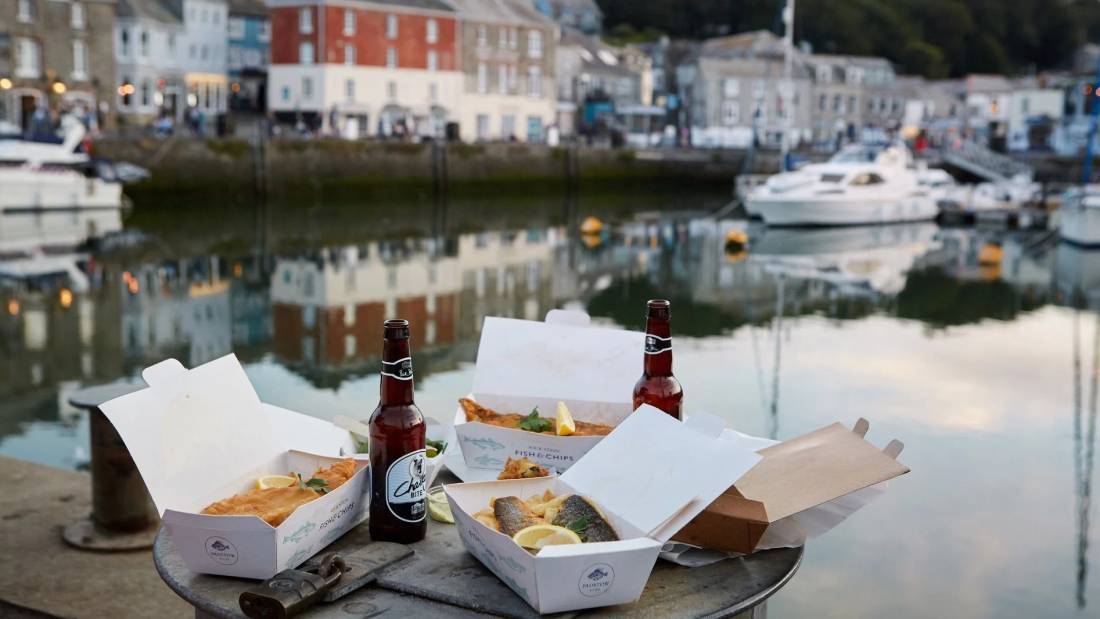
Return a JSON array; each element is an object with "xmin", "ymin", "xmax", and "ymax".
[
  {"xmin": 746, "ymin": 143, "xmax": 939, "ymax": 226},
  {"xmin": 1059, "ymin": 185, "xmax": 1100, "ymax": 247},
  {"xmin": 0, "ymin": 119, "xmax": 123, "ymax": 212}
]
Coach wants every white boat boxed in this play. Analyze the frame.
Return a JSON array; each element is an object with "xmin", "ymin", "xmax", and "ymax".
[
  {"xmin": 746, "ymin": 143, "xmax": 939, "ymax": 226},
  {"xmin": 0, "ymin": 119, "xmax": 123, "ymax": 212},
  {"xmin": 1059, "ymin": 185, "xmax": 1100, "ymax": 247},
  {"xmin": 916, "ymin": 167, "xmax": 958, "ymax": 205}
]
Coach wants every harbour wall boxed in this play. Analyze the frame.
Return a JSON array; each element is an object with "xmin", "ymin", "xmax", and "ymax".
[{"xmin": 95, "ymin": 138, "xmax": 777, "ymax": 205}]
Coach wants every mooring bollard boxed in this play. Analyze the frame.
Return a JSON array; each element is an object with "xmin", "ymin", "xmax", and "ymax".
[{"xmin": 61, "ymin": 382, "xmax": 158, "ymax": 551}]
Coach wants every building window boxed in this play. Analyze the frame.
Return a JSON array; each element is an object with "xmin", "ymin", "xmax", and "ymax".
[
  {"xmin": 386, "ymin": 46, "xmax": 396, "ymax": 68},
  {"xmin": 528, "ymin": 66, "xmax": 541, "ymax": 97},
  {"xmin": 15, "ymin": 37, "xmax": 41, "ymax": 78},
  {"xmin": 501, "ymin": 114, "xmax": 515, "ymax": 138},
  {"xmin": 140, "ymin": 30, "xmax": 150, "ymax": 57},
  {"xmin": 387, "ymin": 81, "xmax": 396, "ymax": 100},
  {"xmin": 723, "ymin": 78, "xmax": 739, "ymax": 98},
  {"xmin": 429, "ymin": 82, "xmax": 438, "ymax": 103},
  {"xmin": 120, "ymin": 29, "xmax": 131, "ymax": 56},
  {"xmin": 527, "ymin": 30, "xmax": 542, "ymax": 58},
  {"xmin": 71, "ymin": 2, "xmax": 84, "ymax": 29},
  {"xmin": 509, "ymin": 28, "xmax": 518, "ymax": 49},
  {"xmin": 344, "ymin": 44, "xmax": 355, "ymax": 65},
  {"xmin": 345, "ymin": 78, "xmax": 355, "ymax": 100},
  {"xmin": 302, "ymin": 77, "xmax": 312, "ymax": 100},
  {"xmin": 833, "ymin": 94, "xmax": 842, "ymax": 113},
  {"xmin": 189, "ymin": 44, "xmax": 196, "ymax": 59},
  {"xmin": 386, "ymin": 14, "xmax": 398, "ymax": 39},
  {"xmin": 476, "ymin": 114, "xmax": 490, "ymax": 139},
  {"xmin": 526, "ymin": 115, "xmax": 543, "ymax": 142},
  {"xmin": 427, "ymin": 18, "xmax": 438, "ymax": 43},
  {"xmin": 17, "ymin": 0, "xmax": 34, "ymax": 22},
  {"xmin": 499, "ymin": 26, "xmax": 507, "ymax": 48},
  {"xmin": 343, "ymin": 9, "xmax": 355, "ymax": 35},
  {"xmin": 427, "ymin": 50, "xmax": 438, "ymax": 71},
  {"xmin": 201, "ymin": 45, "xmax": 208, "ymax": 60},
  {"xmin": 477, "ymin": 25, "xmax": 488, "ymax": 47},
  {"xmin": 300, "ymin": 8, "xmax": 313, "ymax": 34},
  {"xmin": 228, "ymin": 17, "xmax": 245, "ymax": 39},
  {"xmin": 258, "ymin": 21, "xmax": 270, "ymax": 43},
  {"xmin": 722, "ymin": 100, "xmax": 739, "ymax": 126},
  {"xmin": 299, "ymin": 42, "xmax": 314, "ymax": 64},
  {"xmin": 615, "ymin": 77, "xmax": 631, "ymax": 98},
  {"xmin": 72, "ymin": 40, "xmax": 88, "ymax": 80},
  {"xmin": 281, "ymin": 86, "xmax": 290, "ymax": 101},
  {"xmin": 477, "ymin": 62, "xmax": 488, "ymax": 93},
  {"xmin": 848, "ymin": 95, "xmax": 857, "ymax": 114},
  {"xmin": 508, "ymin": 64, "xmax": 517, "ymax": 91},
  {"xmin": 141, "ymin": 80, "xmax": 151, "ymax": 106},
  {"xmin": 498, "ymin": 64, "xmax": 508, "ymax": 94}
]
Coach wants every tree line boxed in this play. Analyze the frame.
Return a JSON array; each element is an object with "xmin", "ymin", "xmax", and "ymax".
[{"xmin": 597, "ymin": 0, "xmax": 1100, "ymax": 78}]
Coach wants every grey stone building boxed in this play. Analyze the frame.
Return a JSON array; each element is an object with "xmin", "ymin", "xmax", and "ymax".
[
  {"xmin": 447, "ymin": 0, "xmax": 556, "ymax": 142},
  {"xmin": 555, "ymin": 29, "xmax": 648, "ymax": 135},
  {"xmin": 806, "ymin": 54, "xmax": 900, "ymax": 143},
  {"xmin": 677, "ymin": 30, "xmax": 813, "ymax": 148},
  {"xmin": 1, "ymin": 0, "xmax": 117, "ymax": 132}
]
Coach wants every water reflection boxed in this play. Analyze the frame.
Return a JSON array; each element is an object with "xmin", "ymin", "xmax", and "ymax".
[{"xmin": 2, "ymin": 203, "xmax": 1100, "ymax": 616}]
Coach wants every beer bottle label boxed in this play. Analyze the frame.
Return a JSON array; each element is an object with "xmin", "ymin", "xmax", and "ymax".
[
  {"xmin": 381, "ymin": 357, "xmax": 413, "ymax": 381},
  {"xmin": 644, "ymin": 335, "xmax": 672, "ymax": 355},
  {"xmin": 385, "ymin": 449, "xmax": 426, "ymax": 523}
]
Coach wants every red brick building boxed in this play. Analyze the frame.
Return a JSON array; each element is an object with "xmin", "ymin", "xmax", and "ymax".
[{"xmin": 266, "ymin": 0, "xmax": 461, "ymax": 137}]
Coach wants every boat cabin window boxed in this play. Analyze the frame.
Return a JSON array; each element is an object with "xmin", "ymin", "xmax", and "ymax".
[
  {"xmin": 820, "ymin": 173, "xmax": 846, "ymax": 183},
  {"xmin": 849, "ymin": 172, "xmax": 884, "ymax": 186}
]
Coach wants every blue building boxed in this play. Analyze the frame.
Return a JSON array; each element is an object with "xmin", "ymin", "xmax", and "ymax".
[{"xmin": 227, "ymin": 0, "xmax": 269, "ymax": 112}]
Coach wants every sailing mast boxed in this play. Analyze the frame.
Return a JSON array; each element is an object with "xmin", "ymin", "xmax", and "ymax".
[{"xmin": 780, "ymin": 0, "xmax": 796, "ymax": 171}]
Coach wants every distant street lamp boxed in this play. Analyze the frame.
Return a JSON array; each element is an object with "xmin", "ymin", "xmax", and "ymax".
[
  {"xmin": 0, "ymin": 78, "xmax": 11, "ymax": 90},
  {"xmin": 52, "ymin": 81, "xmax": 67, "ymax": 94}
]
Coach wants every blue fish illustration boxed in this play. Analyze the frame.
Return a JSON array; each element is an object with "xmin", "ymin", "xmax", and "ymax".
[
  {"xmin": 473, "ymin": 454, "xmax": 505, "ymax": 467},
  {"xmin": 282, "ymin": 521, "xmax": 316, "ymax": 544},
  {"xmin": 285, "ymin": 546, "xmax": 313, "ymax": 569},
  {"xmin": 462, "ymin": 436, "xmax": 506, "ymax": 451},
  {"xmin": 498, "ymin": 573, "xmax": 530, "ymax": 603},
  {"xmin": 500, "ymin": 556, "xmax": 527, "ymax": 573}
]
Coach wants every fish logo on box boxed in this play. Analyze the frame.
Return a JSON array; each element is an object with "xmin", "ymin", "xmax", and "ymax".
[
  {"xmin": 578, "ymin": 563, "xmax": 614, "ymax": 597},
  {"xmin": 205, "ymin": 536, "xmax": 239, "ymax": 565}
]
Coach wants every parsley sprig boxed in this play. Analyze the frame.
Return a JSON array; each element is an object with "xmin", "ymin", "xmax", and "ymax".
[
  {"xmin": 297, "ymin": 474, "xmax": 330, "ymax": 494},
  {"xmin": 566, "ymin": 516, "xmax": 590, "ymax": 542},
  {"xmin": 517, "ymin": 407, "xmax": 553, "ymax": 433}
]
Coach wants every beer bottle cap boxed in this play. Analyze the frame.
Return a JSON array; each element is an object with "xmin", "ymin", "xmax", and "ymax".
[
  {"xmin": 646, "ymin": 299, "xmax": 670, "ymax": 319},
  {"xmin": 383, "ymin": 319, "xmax": 410, "ymax": 340}
]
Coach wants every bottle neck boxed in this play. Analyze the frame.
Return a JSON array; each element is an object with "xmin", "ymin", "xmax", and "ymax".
[
  {"xmin": 643, "ymin": 316, "xmax": 673, "ymax": 376},
  {"xmin": 380, "ymin": 338, "xmax": 415, "ymax": 406}
]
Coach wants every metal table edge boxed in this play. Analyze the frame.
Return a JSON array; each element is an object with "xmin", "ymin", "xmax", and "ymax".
[{"xmin": 701, "ymin": 546, "xmax": 804, "ymax": 619}]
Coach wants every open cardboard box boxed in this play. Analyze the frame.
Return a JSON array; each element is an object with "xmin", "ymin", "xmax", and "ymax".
[
  {"xmin": 100, "ymin": 355, "xmax": 371, "ymax": 579},
  {"xmin": 453, "ymin": 311, "xmax": 644, "ymax": 473},
  {"xmin": 672, "ymin": 418, "xmax": 909, "ymax": 555},
  {"xmin": 444, "ymin": 405, "xmax": 763, "ymax": 614}
]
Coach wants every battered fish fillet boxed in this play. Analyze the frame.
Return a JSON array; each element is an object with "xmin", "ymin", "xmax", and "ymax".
[
  {"xmin": 493, "ymin": 496, "xmax": 543, "ymax": 537},
  {"xmin": 201, "ymin": 458, "xmax": 357, "ymax": 526},
  {"xmin": 497, "ymin": 457, "xmax": 550, "ymax": 480},
  {"xmin": 459, "ymin": 398, "xmax": 613, "ymax": 436},
  {"xmin": 474, "ymin": 492, "xmax": 619, "ymax": 545}
]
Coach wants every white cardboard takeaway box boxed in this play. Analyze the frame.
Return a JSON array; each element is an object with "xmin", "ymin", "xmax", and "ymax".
[
  {"xmin": 99, "ymin": 354, "xmax": 371, "ymax": 579},
  {"xmin": 444, "ymin": 405, "xmax": 762, "ymax": 614},
  {"xmin": 453, "ymin": 312, "xmax": 643, "ymax": 473}
]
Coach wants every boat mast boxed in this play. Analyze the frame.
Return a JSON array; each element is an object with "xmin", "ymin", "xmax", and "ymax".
[{"xmin": 780, "ymin": 0, "xmax": 796, "ymax": 171}]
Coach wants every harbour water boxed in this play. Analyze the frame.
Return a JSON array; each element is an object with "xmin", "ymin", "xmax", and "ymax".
[{"xmin": 1, "ymin": 197, "xmax": 1098, "ymax": 617}]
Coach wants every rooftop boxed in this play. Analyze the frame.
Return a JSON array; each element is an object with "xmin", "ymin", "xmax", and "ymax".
[
  {"xmin": 444, "ymin": 0, "xmax": 552, "ymax": 26},
  {"xmin": 117, "ymin": 0, "xmax": 182, "ymax": 24}
]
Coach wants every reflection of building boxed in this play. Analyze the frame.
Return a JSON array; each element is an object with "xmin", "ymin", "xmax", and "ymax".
[
  {"xmin": 119, "ymin": 260, "xmax": 233, "ymax": 366},
  {"xmin": 266, "ymin": 0, "xmax": 461, "ymax": 137},
  {"xmin": 271, "ymin": 241, "xmax": 462, "ymax": 369},
  {"xmin": 448, "ymin": 0, "xmax": 555, "ymax": 142},
  {"xmin": 1, "ymin": 0, "xmax": 118, "ymax": 132}
]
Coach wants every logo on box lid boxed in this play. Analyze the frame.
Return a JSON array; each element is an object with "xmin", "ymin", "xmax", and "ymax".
[
  {"xmin": 578, "ymin": 563, "xmax": 614, "ymax": 597},
  {"xmin": 205, "ymin": 536, "xmax": 239, "ymax": 565}
]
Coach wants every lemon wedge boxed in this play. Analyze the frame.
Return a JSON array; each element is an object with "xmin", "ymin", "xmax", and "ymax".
[
  {"xmin": 555, "ymin": 401, "xmax": 576, "ymax": 436},
  {"xmin": 256, "ymin": 475, "xmax": 297, "ymax": 490},
  {"xmin": 512, "ymin": 524, "xmax": 582, "ymax": 549}
]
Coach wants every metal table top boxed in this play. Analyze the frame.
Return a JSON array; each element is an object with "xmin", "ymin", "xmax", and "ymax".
[{"xmin": 153, "ymin": 476, "xmax": 802, "ymax": 618}]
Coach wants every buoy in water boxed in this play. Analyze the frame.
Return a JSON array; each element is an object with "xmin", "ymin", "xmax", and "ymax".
[
  {"xmin": 978, "ymin": 243, "xmax": 1002, "ymax": 266},
  {"xmin": 580, "ymin": 216, "xmax": 604, "ymax": 235},
  {"xmin": 725, "ymin": 228, "xmax": 749, "ymax": 253}
]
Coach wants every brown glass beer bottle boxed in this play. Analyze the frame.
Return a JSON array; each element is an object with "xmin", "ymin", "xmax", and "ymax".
[
  {"xmin": 632, "ymin": 299, "xmax": 683, "ymax": 419},
  {"xmin": 368, "ymin": 319, "xmax": 427, "ymax": 543}
]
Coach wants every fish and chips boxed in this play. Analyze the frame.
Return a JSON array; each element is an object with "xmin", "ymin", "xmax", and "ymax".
[
  {"xmin": 460, "ymin": 398, "xmax": 614, "ymax": 437},
  {"xmin": 497, "ymin": 457, "xmax": 551, "ymax": 480},
  {"xmin": 201, "ymin": 458, "xmax": 357, "ymax": 526},
  {"xmin": 473, "ymin": 491, "xmax": 619, "ymax": 551}
]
